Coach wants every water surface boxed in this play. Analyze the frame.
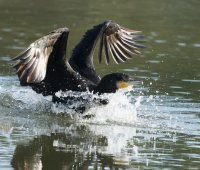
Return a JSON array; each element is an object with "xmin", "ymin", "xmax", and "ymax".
[{"xmin": 0, "ymin": 0, "xmax": 200, "ymax": 169}]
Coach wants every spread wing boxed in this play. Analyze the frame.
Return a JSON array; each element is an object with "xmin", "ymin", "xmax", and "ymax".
[
  {"xmin": 98, "ymin": 21, "xmax": 145, "ymax": 64},
  {"xmin": 70, "ymin": 20, "xmax": 145, "ymax": 67},
  {"xmin": 12, "ymin": 28, "xmax": 87, "ymax": 96},
  {"xmin": 69, "ymin": 20, "xmax": 145, "ymax": 84}
]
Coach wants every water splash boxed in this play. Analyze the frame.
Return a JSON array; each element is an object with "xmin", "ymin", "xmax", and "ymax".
[
  {"xmin": 52, "ymin": 86, "xmax": 137, "ymax": 124},
  {"xmin": 0, "ymin": 76, "xmax": 138, "ymax": 125},
  {"xmin": 0, "ymin": 76, "xmax": 199, "ymax": 134},
  {"xmin": 82, "ymin": 90, "xmax": 137, "ymax": 124}
]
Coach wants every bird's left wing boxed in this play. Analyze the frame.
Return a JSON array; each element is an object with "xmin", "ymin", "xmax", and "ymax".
[
  {"xmin": 70, "ymin": 20, "xmax": 145, "ymax": 67},
  {"xmin": 69, "ymin": 21, "xmax": 145, "ymax": 84},
  {"xmin": 98, "ymin": 21, "xmax": 145, "ymax": 64}
]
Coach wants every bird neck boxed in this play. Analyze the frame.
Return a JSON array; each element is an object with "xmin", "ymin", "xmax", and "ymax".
[
  {"xmin": 70, "ymin": 21, "xmax": 107, "ymax": 67},
  {"xmin": 93, "ymin": 82, "xmax": 117, "ymax": 94}
]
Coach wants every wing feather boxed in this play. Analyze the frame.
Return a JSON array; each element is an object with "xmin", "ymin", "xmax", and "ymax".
[
  {"xmin": 103, "ymin": 34, "xmax": 110, "ymax": 64},
  {"xmin": 109, "ymin": 35, "xmax": 126, "ymax": 62},
  {"xmin": 97, "ymin": 21, "xmax": 145, "ymax": 64},
  {"xmin": 69, "ymin": 20, "xmax": 145, "ymax": 75},
  {"xmin": 107, "ymin": 36, "xmax": 119, "ymax": 64},
  {"xmin": 12, "ymin": 28, "xmax": 69, "ymax": 84}
]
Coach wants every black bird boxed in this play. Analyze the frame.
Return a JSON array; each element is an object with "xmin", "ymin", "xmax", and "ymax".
[{"xmin": 12, "ymin": 20, "xmax": 144, "ymax": 102}]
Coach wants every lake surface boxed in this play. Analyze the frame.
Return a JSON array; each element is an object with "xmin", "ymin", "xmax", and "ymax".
[{"xmin": 0, "ymin": 0, "xmax": 200, "ymax": 169}]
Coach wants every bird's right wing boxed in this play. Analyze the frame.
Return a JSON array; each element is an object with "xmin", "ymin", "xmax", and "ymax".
[{"xmin": 12, "ymin": 28, "xmax": 87, "ymax": 96}]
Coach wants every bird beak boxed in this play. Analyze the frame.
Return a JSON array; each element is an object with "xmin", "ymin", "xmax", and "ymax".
[{"xmin": 117, "ymin": 81, "xmax": 129, "ymax": 89}]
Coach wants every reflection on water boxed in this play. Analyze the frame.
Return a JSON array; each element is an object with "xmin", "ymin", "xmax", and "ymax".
[
  {"xmin": 4, "ymin": 112, "xmax": 200, "ymax": 170},
  {"xmin": 0, "ymin": 0, "xmax": 200, "ymax": 169},
  {"xmin": 11, "ymin": 126, "xmax": 135, "ymax": 170},
  {"xmin": 5, "ymin": 108, "xmax": 200, "ymax": 170}
]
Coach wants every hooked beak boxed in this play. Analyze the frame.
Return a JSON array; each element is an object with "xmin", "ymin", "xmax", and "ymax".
[
  {"xmin": 117, "ymin": 81, "xmax": 129, "ymax": 89},
  {"xmin": 117, "ymin": 76, "xmax": 143, "ymax": 89}
]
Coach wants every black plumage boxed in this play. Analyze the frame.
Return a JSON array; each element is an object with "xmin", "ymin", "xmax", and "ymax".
[{"xmin": 12, "ymin": 20, "xmax": 144, "ymax": 101}]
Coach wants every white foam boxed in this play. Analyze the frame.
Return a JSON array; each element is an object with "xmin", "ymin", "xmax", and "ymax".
[
  {"xmin": 82, "ymin": 90, "xmax": 137, "ymax": 124},
  {"xmin": 51, "ymin": 86, "xmax": 137, "ymax": 124}
]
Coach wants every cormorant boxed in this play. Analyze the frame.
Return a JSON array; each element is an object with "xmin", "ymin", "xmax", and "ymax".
[{"xmin": 12, "ymin": 20, "xmax": 144, "ymax": 103}]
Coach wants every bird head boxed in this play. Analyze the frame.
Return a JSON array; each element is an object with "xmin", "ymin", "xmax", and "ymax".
[{"xmin": 94, "ymin": 73, "xmax": 131, "ymax": 94}]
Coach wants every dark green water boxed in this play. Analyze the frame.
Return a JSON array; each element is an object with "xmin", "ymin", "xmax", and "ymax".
[{"xmin": 0, "ymin": 0, "xmax": 200, "ymax": 169}]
